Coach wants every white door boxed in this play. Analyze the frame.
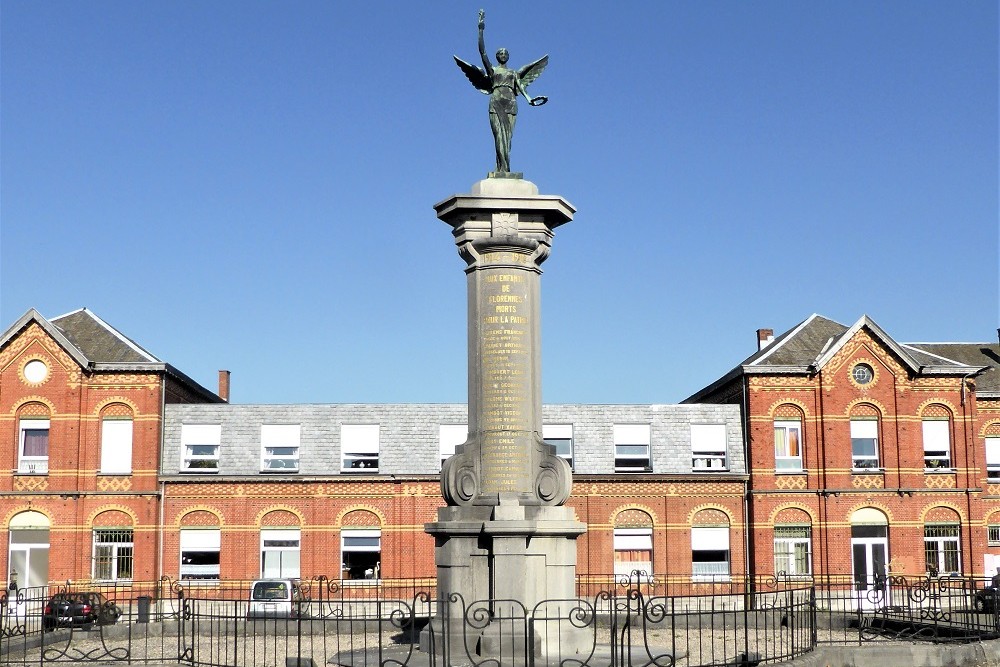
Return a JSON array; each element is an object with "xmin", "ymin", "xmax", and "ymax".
[
  {"xmin": 9, "ymin": 529, "xmax": 50, "ymax": 589},
  {"xmin": 851, "ymin": 537, "xmax": 888, "ymax": 608}
]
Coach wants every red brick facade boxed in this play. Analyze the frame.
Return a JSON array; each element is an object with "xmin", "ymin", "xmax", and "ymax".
[
  {"xmin": 687, "ymin": 316, "xmax": 1000, "ymax": 581},
  {"xmin": 0, "ymin": 311, "xmax": 220, "ymax": 588}
]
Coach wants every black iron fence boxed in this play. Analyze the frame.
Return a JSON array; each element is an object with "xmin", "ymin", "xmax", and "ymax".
[{"xmin": 1, "ymin": 573, "xmax": 998, "ymax": 666}]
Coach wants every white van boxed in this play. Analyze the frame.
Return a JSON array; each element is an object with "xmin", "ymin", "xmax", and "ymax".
[{"xmin": 246, "ymin": 579, "xmax": 303, "ymax": 619}]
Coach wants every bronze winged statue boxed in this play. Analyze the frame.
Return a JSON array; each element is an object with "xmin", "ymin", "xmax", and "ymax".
[{"xmin": 454, "ymin": 9, "xmax": 548, "ymax": 174}]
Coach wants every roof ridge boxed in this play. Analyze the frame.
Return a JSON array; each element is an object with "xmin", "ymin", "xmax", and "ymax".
[
  {"xmin": 900, "ymin": 343, "xmax": 978, "ymax": 367},
  {"xmin": 50, "ymin": 307, "xmax": 88, "ymax": 320}
]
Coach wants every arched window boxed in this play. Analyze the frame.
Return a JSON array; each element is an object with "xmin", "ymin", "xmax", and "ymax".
[
  {"xmin": 921, "ymin": 405, "xmax": 952, "ymax": 470},
  {"xmin": 17, "ymin": 403, "xmax": 50, "ymax": 475},
  {"xmin": 260, "ymin": 510, "xmax": 301, "ymax": 579},
  {"xmin": 340, "ymin": 510, "xmax": 381, "ymax": 581},
  {"xmin": 924, "ymin": 507, "xmax": 961, "ymax": 575},
  {"xmin": 100, "ymin": 404, "xmax": 134, "ymax": 475},
  {"xmin": 613, "ymin": 509, "xmax": 653, "ymax": 579},
  {"xmin": 850, "ymin": 405, "xmax": 881, "ymax": 471},
  {"xmin": 774, "ymin": 405, "xmax": 804, "ymax": 472},
  {"xmin": 984, "ymin": 424, "xmax": 1000, "ymax": 481},
  {"xmin": 691, "ymin": 509, "xmax": 730, "ymax": 581},
  {"xmin": 179, "ymin": 511, "xmax": 221, "ymax": 581},
  {"xmin": 92, "ymin": 510, "xmax": 134, "ymax": 581},
  {"xmin": 773, "ymin": 508, "xmax": 812, "ymax": 576}
]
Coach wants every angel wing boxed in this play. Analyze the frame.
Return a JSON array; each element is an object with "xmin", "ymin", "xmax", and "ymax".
[
  {"xmin": 517, "ymin": 55, "xmax": 548, "ymax": 88},
  {"xmin": 454, "ymin": 56, "xmax": 491, "ymax": 94}
]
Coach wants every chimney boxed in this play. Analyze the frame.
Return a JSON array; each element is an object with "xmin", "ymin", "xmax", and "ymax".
[
  {"xmin": 218, "ymin": 370, "xmax": 231, "ymax": 403},
  {"xmin": 756, "ymin": 328, "xmax": 774, "ymax": 351}
]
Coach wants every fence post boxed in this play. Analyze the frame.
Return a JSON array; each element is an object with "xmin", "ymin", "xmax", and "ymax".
[{"xmin": 810, "ymin": 582, "xmax": 818, "ymax": 651}]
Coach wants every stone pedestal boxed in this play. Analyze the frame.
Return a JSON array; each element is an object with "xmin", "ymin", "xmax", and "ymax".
[{"xmin": 421, "ymin": 176, "xmax": 587, "ymax": 662}]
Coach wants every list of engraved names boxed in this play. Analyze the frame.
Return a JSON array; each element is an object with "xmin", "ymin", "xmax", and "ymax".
[{"xmin": 479, "ymin": 256, "xmax": 533, "ymax": 494}]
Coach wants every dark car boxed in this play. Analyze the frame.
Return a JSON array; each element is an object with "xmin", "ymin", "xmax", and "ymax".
[
  {"xmin": 974, "ymin": 587, "xmax": 999, "ymax": 613},
  {"xmin": 43, "ymin": 592, "xmax": 121, "ymax": 630}
]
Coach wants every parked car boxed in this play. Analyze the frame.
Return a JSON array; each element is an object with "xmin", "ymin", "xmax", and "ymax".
[
  {"xmin": 43, "ymin": 592, "xmax": 121, "ymax": 630},
  {"xmin": 973, "ymin": 586, "xmax": 1000, "ymax": 613},
  {"xmin": 246, "ymin": 579, "xmax": 304, "ymax": 619}
]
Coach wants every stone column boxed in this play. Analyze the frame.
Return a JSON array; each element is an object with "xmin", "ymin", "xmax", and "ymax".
[{"xmin": 422, "ymin": 176, "xmax": 587, "ymax": 663}]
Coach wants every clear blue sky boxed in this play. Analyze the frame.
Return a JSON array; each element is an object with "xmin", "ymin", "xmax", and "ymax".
[{"xmin": 2, "ymin": 2, "xmax": 997, "ymax": 404}]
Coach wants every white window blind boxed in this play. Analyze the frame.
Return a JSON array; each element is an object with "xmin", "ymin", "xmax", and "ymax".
[
  {"xmin": 691, "ymin": 527, "xmax": 730, "ymax": 551},
  {"xmin": 851, "ymin": 420, "xmax": 878, "ymax": 438},
  {"xmin": 691, "ymin": 424, "xmax": 727, "ymax": 452},
  {"xmin": 614, "ymin": 424, "xmax": 650, "ymax": 444},
  {"xmin": 986, "ymin": 438, "xmax": 1000, "ymax": 466},
  {"xmin": 180, "ymin": 529, "xmax": 220, "ymax": 550},
  {"xmin": 182, "ymin": 424, "xmax": 222, "ymax": 445},
  {"xmin": 100, "ymin": 419, "xmax": 133, "ymax": 474},
  {"xmin": 439, "ymin": 425, "xmax": 468, "ymax": 461},
  {"xmin": 341, "ymin": 425, "xmax": 379, "ymax": 453},
  {"xmin": 614, "ymin": 529, "xmax": 653, "ymax": 550},
  {"xmin": 261, "ymin": 425, "xmax": 300, "ymax": 447},
  {"xmin": 922, "ymin": 421, "xmax": 949, "ymax": 453}
]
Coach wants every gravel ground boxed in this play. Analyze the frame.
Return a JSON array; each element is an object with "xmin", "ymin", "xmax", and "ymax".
[{"xmin": 1, "ymin": 619, "xmax": 906, "ymax": 667}]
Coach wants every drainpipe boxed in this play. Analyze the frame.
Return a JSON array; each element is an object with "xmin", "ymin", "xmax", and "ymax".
[
  {"xmin": 817, "ymin": 367, "xmax": 830, "ymax": 584},
  {"xmin": 157, "ymin": 379, "xmax": 166, "ymax": 585},
  {"xmin": 959, "ymin": 369, "xmax": 978, "ymax": 576},
  {"xmin": 742, "ymin": 376, "xmax": 752, "ymax": 588}
]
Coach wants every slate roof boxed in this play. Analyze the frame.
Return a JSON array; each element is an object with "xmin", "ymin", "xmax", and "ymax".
[
  {"xmin": 0, "ymin": 307, "xmax": 222, "ymax": 402},
  {"xmin": 49, "ymin": 308, "xmax": 159, "ymax": 364},
  {"xmin": 742, "ymin": 314, "xmax": 848, "ymax": 368},
  {"xmin": 685, "ymin": 314, "xmax": 999, "ymax": 401},
  {"xmin": 905, "ymin": 342, "xmax": 1000, "ymax": 395}
]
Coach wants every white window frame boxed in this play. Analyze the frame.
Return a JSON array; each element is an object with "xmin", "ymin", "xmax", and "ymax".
[
  {"xmin": 439, "ymin": 425, "xmax": 468, "ymax": 468},
  {"xmin": 18, "ymin": 418, "xmax": 50, "ymax": 474},
  {"xmin": 691, "ymin": 526, "xmax": 731, "ymax": 580},
  {"xmin": 850, "ymin": 419, "xmax": 880, "ymax": 470},
  {"xmin": 773, "ymin": 525, "xmax": 812, "ymax": 577},
  {"xmin": 543, "ymin": 424, "xmax": 574, "ymax": 470},
  {"xmin": 179, "ymin": 529, "xmax": 221, "ymax": 581},
  {"xmin": 261, "ymin": 528, "xmax": 301, "ymax": 579},
  {"xmin": 922, "ymin": 419, "xmax": 951, "ymax": 470},
  {"xmin": 986, "ymin": 437, "xmax": 1000, "ymax": 481},
  {"xmin": 691, "ymin": 424, "xmax": 728, "ymax": 470},
  {"xmin": 773, "ymin": 420, "xmax": 803, "ymax": 471},
  {"xmin": 988, "ymin": 525, "xmax": 1000, "ymax": 547},
  {"xmin": 924, "ymin": 524, "xmax": 961, "ymax": 575},
  {"xmin": 613, "ymin": 528, "xmax": 652, "ymax": 580},
  {"xmin": 100, "ymin": 418, "xmax": 133, "ymax": 474},
  {"xmin": 341, "ymin": 528, "xmax": 381, "ymax": 582},
  {"xmin": 93, "ymin": 528, "xmax": 134, "ymax": 582},
  {"xmin": 181, "ymin": 424, "xmax": 221, "ymax": 473},
  {"xmin": 614, "ymin": 424, "xmax": 651, "ymax": 473},
  {"xmin": 260, "ymin": 424, "xmax": 300, "ymax": 472},
  {"xmin": 341, "ymin": 425, "xmax": 380, "ymax": 472}
]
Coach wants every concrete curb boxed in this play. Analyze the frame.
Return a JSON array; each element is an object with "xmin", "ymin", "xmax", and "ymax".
[{"xmin": 776, "ymin": 639, "xmax": 1000, "ymax": 667}]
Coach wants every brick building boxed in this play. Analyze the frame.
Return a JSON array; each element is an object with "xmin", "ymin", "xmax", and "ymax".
[
  {"xmin": 6, "ymin": 307, "xmax": 999, "ymax": 593},
  {"xmin": 0, "ymin": 309, "xmax": 222, "ymax": 588},
  {"xmin": 160, "ymin": 403, "xmax": 748, "ymax": 584},
  {"xmin": 685, "ymin": 314, "xmax": 1000, "ymax": 591}
]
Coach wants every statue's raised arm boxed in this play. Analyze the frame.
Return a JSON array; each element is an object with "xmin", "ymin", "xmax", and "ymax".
[{"xmin": 453, "ymin": 9, "xmax": 549, "ymax": 174}]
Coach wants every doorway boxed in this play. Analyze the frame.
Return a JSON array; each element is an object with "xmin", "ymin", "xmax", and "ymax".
[{"xmin": 8, "ymin": 511, "xmax": 50, "ymax": 589}]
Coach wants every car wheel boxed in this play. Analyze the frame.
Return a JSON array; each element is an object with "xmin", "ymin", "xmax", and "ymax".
[{"xmin": 976, "ymin": 597, "xmax": 988, "ymax": 612}]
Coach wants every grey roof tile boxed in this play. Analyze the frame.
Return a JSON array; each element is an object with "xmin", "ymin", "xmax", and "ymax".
[{"xmin": 50, "ymin": 309, "xmax": 159, "ymax": 364}]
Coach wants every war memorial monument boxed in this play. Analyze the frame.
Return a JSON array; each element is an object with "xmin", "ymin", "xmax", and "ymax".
[{"xmin": 417, "ymin": 10, "xmax": 588, "ymax": 663}]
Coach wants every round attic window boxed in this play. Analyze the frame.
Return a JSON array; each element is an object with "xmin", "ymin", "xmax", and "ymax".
[
  {"xmin": 23, "ymin": 360, "xmax": 48, "ymax": 384},
  {"xmin": 852, "ymin": 363, "xmax": 874, "ymax": 385}
]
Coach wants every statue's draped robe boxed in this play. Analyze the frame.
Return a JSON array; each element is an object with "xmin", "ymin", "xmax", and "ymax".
[{"xmin": 488, "ymin": 67, "xmax": 519, "ymax": 173}]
